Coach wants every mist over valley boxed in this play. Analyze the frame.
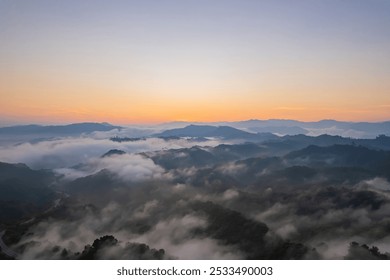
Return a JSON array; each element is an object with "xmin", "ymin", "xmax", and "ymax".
[{"xmin": 1, "ymin": 120, "xmax": 390, "ymax": 260}]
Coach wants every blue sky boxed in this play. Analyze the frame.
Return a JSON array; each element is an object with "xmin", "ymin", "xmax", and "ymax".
[{"xmin": 1, "ymin": 0, "xmax": 390, "ymax": 124}]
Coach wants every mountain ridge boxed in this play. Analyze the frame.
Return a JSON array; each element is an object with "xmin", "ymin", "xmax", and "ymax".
[
  {"xmin": 0, "ymin": 122, "xmax": 122, "ymax": 135},
  {"xmin": 154, "ymin": 124, "xmax": 278, "ymax": 141}
]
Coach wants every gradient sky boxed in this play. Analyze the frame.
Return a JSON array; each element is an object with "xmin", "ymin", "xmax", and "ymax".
[{"xmin": 1, "ymin": 0, "xmax": 390, "ymax": 124}]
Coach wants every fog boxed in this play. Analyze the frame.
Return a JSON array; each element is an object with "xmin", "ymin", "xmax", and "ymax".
[
  {"xmin": 0, "ymin": 136, "xmax": 224, "ymax": 169},
  {"xmin": 1, "ymin": 125, "xmax": 390, "ymax": 260}
]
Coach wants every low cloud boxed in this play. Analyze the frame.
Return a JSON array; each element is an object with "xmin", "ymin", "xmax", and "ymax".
[
  {"xmin": 0, "ymin": 136, "xmax": 224, "ymax": 169},
  {"xmin": 4, "ymin": 130, "xmax": 390, "ymax": 260},
  {"xmin": 55, "ymin": 153, "xmax": 167, "ymax": 182},
  {"xmin": 217, "ymin": 162, "xmax": 247, "ymax": 175},
  {"xmin": 221, "ymin": 189, "xmax": 239, "ymax": 201},
  {"xmin": 306, "ymin": 127, "xmax": 367, "ymax": 139},
  {"xmin": 364, "ymin": 177, "xmax": 390, "ymax": 191},
  {"xmin": 98, "ymin": 154, "xmax": 165, "ymax": 181},
  {"xmin": 15, "ymin": 195, "xmax": 243, "ymax": 259},
  {"xmin": 129, "ymin": 215, "xmax": 242, "ymax": 259}
]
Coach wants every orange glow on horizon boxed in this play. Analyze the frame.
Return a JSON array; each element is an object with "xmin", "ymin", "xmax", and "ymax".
[
  {"xmin": 1, "ymin": 67, "xmax": 390, "ymax": 125},
  {"xmin": 2, "ymin": 0, "xmax": 390, "ymax": 126},
  {"xmin": 1, "ymin": 97, "xmax": 390, "ymax": 125}
]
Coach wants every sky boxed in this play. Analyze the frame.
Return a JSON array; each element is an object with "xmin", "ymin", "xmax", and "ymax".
[{"xmin": 1, "ymin": 0, "xmax": 390, "ymax": 125}]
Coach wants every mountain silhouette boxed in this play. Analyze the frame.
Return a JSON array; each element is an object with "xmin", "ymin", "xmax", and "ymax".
[
  {"xmin": 155, "ymin": 125, "xmax": 277, "ymax": 141},
  {"xmin": 0, "ymin": 122, "xmax": 121, "ymax": 136}
]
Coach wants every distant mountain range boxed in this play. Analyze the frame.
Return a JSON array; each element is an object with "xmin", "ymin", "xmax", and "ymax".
[
  {"xmin": 154, "ymin": 124, "xmax": 278, "ymax": 141},
  {"xmin": 0, "ymin": 122, "xmax": 121, "ymax": 136},
  {"xmin": 161, "ymin": 119, "xmax": 390, "ymax": 138},
  {"xmin": 154, "ymin": 122, "xmax": 390, "ymax": 142},
  {"xmin": 1, "ymin": 119, "xmax": 390, "ymax": 139}
]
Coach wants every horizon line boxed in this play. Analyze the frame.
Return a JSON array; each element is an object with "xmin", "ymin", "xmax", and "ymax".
[{"xmin": 1, "ymin": 118, "xmax": 390, "ymax": 128}]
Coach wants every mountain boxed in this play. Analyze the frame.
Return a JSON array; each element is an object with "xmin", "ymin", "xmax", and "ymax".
[
  {"xmin": 191, "ymin": 201, "xmax": 313, "ymax": 259},
  {"xmin": 156, "ymin": 125, "xmax": 245, "ymax": 138},
  {"xmin": 149, "ymin": 142, "xmax": 269, "ymax": 171},
  {"xmin": 77, "ymin": 235, "xmax": 165, "ymax": 260},
  {"xmin": 0, "ymin": 122, "xmax": 121, "ymax": 136},
  {"xmin": 101, "ymin": 149, "xmax": 126, "ymax": 158},
  {"xmin": 260, "ymin": 134, "xmax": 390, "ymax": 156},
  {"xmin": 3, "ymin": 119, "xmax": 389, "ymax": 139},
  {"xmin": 155, "ymin": 125, "xmax": 278, "ymax": 141},
  {"xmin": 160, "ymin": 119, "xmax": 390, "ymax": 138},
  {"xmin": 240, "ymin": 120, "xmax": 390, "ymax": 138},
  {"xmin": 248, "ymin": 125, "xmax": 309, "ymax": 135},
  {"xmin": 0, "ymin": 162, "xmax": 57, "ymax": 224},
  {"xmin": 285, "ymin": 144, "xmax": 390, "ymax": 176},
  {"xmin": 150, "ymin": 147, "xmax": 216, "ymax": 170},
  {"xmin": 3, "ymin": 121, "xmax": 390, "ymax": 260}
]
